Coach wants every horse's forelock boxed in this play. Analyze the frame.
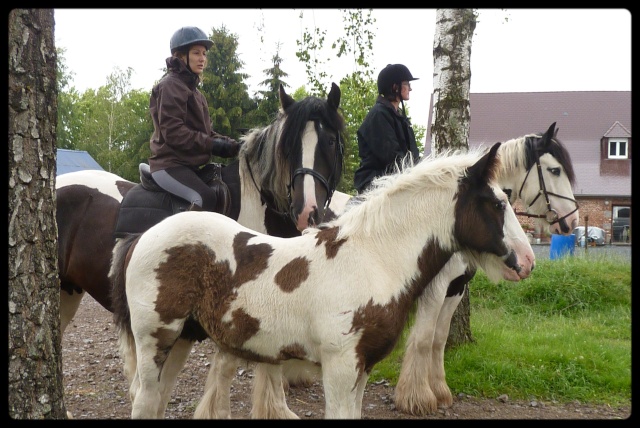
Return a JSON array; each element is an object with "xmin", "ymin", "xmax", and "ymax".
[
  {"xmin": 241, "ymin": 93, "xmax": 345, "ymax": 215},
  {"xmin": 519, "ymin": 133, "xmax": 576, "ymax": 186},
  {"xmin": 548, "ymin": 136, "xmax": 576, "ymax": 185},
  {"xmin": 495, "ymin": 136, "xmax": 528, "ymax": 174}
]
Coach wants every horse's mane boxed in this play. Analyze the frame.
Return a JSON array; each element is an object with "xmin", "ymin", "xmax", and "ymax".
[
  {"xmin": 327, "ymin": 147, "xmax": 492, "ymax": 238},
  {"xmin": 240, "ymin": 95, "xmax": 346, "ymax": 214},
  {"xmin": 493, "ymin": 130, "xmax": 576, "ymax": 186}
]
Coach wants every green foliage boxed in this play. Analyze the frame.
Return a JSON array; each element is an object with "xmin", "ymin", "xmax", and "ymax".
[
  {"xmin": 296, "ymin": 9, "xmax": 375, "ymax": 97},
  {"xmin": 201, "ymin": 25, "xmax": 253, "ymax": 141},
  {"xmin": 291, "ymin": 86, "xmax": 310, "ymax": 101},
  {"xmin": 336, "ymin": 74, "xmax": 376, "ymax": 195},
  {"xmin": 55, "ymin": 63, "xmax": 153, "ymax": 182},
  {"xmin": 56, "ymin": 47, "xmax": 80, "ymax": 150},
  {"xmin": 369, "ymin": 256, "xmax": 631, "ymax": 406},
  {"xmin": 295, "ymin": 21, "xmax": 328, "ymax": 96},
  {"xmin": 253, "ymin": 42, "xmax": 289, "ymax": 122}
]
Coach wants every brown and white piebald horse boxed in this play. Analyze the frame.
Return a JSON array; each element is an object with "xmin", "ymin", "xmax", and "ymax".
[
  {"xmin": 242, "ymin": 122, "xmax": 580, "ymax": 420},
  {"xmin": 56, "ymin": 83, "xmax": 346, "ymax": 415},
  {"xmin": 109, "ymin": 142, "xmax": 536, "ymax": 419}
]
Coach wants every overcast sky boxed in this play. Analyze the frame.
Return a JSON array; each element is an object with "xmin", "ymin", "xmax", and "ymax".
[{"xmin": 54, "ymin": 8, "xmax": 631, "ymax": 136}]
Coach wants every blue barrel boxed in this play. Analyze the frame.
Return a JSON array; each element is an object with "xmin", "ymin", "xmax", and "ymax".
[{"xmin": 550, "ymin": 234, "xmax": 576, "ymax": 260}]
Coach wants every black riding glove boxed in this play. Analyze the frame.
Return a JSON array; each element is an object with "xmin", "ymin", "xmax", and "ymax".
[{"xmin": 212, "ymin": 137, "xmax": 240, "ymax": 158}]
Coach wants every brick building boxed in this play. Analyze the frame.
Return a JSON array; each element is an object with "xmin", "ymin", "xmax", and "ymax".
[{"xmin": 426, "ymin": 91, "xmax": 631, "ymax": 244}]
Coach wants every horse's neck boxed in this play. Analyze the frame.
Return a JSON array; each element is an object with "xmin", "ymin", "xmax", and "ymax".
[
  {"xmin": 240, "ymin": 144, "xmax": 289, "ymax": 212},
  {"xmin": 336, "ymin": 189, "xmax": 456, "ymax": 280},
  {"xmin": 237, "ymin": 155, "xmax": 271, "ymax": 233}
]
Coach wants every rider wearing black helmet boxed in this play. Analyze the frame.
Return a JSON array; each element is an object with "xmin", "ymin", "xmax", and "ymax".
[
  {"xmin": 353, "ymin": 64, "xmax": 420, "ymax": 194},
  {"xmin": 149, "ymin": 26, "xmax": 240, "ymax": 211}
]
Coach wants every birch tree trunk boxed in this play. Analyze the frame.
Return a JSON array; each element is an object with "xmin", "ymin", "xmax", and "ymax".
[
  {"xmin": 8, "ymin": 8, "xmax": 66, "ymax": 419},
  {"xmin": 430, "ymin": 8, "xmax": 477, "ymax": 348}
]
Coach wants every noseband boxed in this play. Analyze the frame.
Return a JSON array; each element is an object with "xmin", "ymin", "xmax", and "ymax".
[
  {"xmin": 289, "ymin": 131, "xmax": 344, "ymax": 211},
  {"xmin": 246, "ymin": 124, "xmax": 344, "ymax": 221},
  {"xmin": 513, "ymin": 144, "xmax": 579, "ymax": 226}
]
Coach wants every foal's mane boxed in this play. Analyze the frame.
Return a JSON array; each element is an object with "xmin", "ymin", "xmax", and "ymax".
[
  {"xmin": 329, "ymin": 147, "xmax": 492, "ymax": 237},
  {"xmin": 495, "ymin": 130, "xmax": 576, "ymax": 185},
  {"xmin": 240, "ymin": 94, "xmax": 345, "ymax": 213}
]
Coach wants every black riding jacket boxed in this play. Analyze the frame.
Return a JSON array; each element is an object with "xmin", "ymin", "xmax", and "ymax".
[{"xmin": 353, "ymin": 96, "xmax": 419, "ymax": 193}]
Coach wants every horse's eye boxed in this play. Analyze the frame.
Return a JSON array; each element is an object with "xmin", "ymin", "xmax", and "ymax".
[
  {"xmin": 328, "ymin": 137, "xmax": 336, "ymax": 146},
  {"xmin": 496, "ymin": 201, "xmax": 506, "ymax": 211},
  {"xmin": 548, "ymin": 167, "xmax": 561, "ymax": 177}
]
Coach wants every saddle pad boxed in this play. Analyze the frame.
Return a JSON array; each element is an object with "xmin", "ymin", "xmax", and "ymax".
[{"xmin": 113, "ymin": 184, "xmax": 187, "ymax": 238}]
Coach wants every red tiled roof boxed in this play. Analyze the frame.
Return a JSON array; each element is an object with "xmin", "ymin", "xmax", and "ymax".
[{"xmin": 425, "ymin": 91, "xmax": 631, "ymax": 197}]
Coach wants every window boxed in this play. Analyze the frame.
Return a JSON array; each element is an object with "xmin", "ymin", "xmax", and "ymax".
[
  {"xmin": 612, "ymin": 205, "xmax": 630, "ymax": 243},
  {"xmin": 608, "ymin": 138, "xmax": 628, "ymax": 159}
]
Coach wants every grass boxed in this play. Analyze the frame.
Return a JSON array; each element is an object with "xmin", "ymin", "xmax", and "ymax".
[{"xmin": 369, "ymin": 253, "xmax": 631, "ymax": 407}]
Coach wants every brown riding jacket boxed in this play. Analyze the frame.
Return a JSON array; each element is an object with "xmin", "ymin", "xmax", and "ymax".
[{"xmin": 148, "ymin": 56, "xmax": 228, "ymax": 173}]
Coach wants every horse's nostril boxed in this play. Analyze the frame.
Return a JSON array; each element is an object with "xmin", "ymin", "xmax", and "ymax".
[
  {"xmin": 504, "ymin": 250, "xmax": 521, "ymax": 273},
  {"xmin": 308, "ymin": 209, "xmax": 319, "ymax": 226}
]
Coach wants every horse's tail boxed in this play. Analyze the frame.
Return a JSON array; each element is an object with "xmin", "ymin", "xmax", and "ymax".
[
  {"xmin": 109, "ymin": 234, "xmax": 140, "ymax": 386},
  {"xmin": 109, "ymin": 235, "xmax": 139, "ymax": 333}
]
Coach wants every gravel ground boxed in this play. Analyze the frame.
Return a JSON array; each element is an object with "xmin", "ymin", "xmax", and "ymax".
[{"xmin": 62, "ymin": 296, "xmax": 631, "ymax": 420}]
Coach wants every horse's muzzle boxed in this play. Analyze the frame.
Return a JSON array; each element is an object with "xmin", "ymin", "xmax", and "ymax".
[{"xmin": 503, "ymin": 250, "xmax": 522, "ymax": 274}]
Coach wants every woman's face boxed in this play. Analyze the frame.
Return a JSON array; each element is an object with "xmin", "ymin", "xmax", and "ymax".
[
  {"xmin": 187, "ymin": 45, "xmax": 208, "ymax": 75},
  {"xmin": 400, "ymin": 81, "xmax": 412, "ymax": 100}
]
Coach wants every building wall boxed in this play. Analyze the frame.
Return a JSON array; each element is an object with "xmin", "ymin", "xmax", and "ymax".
[
  {"xmin": 513, "ymin": 197, "xmax": 631, "ymax": 244},
  {"xmin": 575, "ymin": 197, "xmax": 631, "ymax": 244}
]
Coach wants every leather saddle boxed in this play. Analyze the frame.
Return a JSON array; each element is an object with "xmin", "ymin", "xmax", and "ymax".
[{"xmin": 113, "ymin": 163, "xmax": 231, "ymax": 238}]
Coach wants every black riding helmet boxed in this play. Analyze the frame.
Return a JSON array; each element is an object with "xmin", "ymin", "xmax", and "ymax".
[
  {"xmin": 170, "ymin": 26, "xmax": 213, "ymax": 54},
  {"xmin": 377, "ymin": 64, "xmax": 419, "ymax": 97}
]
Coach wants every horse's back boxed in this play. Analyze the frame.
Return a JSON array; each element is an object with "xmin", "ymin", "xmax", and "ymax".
[
  {"xmin": 130, "ymin": 211, "xmax": 246, "ymax": 269},
  {"xmin": 57, "ymin": 170, "xmax": 135, "ymax": 311}
]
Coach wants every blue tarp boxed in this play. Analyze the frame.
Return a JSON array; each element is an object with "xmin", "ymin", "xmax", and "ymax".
[{"xmin": 57, "ymin": 149, "xmax": 104, "ymax": 175}]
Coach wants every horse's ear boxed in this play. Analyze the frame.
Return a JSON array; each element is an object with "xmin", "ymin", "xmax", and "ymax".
[
  {"xmin": 469, "ymin": 142, "xmax": 501, "ymax": 185},
  {"xmin": 279, "ymin": 84, "xmax": 295, "ymax": 111},
  {"xmin": 539, "ymin": 122, "xmax": 557, "ymax": 149},
  {"xmin": 546, "ymin": 122, "xmax": 557, "ymax": 139},
  {"xmin": 327, "ymin": 82, "xmax": 341, "ymax": 110}
]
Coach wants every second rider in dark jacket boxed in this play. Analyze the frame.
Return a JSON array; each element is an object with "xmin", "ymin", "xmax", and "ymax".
[{"xmin": 354, "ymin": 63, "xmax": 420, "ymax": 194}]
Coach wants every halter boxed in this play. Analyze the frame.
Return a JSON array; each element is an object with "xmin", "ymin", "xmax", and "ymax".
[{"xmin": 513, "ymin": 143, "xmax": 579, "ymax": 226}]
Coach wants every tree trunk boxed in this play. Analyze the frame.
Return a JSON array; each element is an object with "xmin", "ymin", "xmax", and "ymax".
[
  {"xmin": 430, "ymin": 8, "xmax": 477, "ymax": 348},
  {"xmin": 8, "ymin": 8, "xmax": 66, "ymax": 419}
]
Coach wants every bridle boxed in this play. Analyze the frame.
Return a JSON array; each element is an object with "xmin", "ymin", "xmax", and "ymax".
[
  {"xmin": 246, "ymin": 123, "xmax": 344, "ymax": 220},
  {"xmin": 289, "ymin": 129, "xmax": 344, "ymax": 211},
  {"xmin": 512, "ymin": 143, "xmax": 579, "ymax": 226}
]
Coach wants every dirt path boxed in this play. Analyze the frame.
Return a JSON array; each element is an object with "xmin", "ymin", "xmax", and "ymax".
[{"xmin": 62, "ymin": 296, "xmax": 630, "ymax": 420}]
